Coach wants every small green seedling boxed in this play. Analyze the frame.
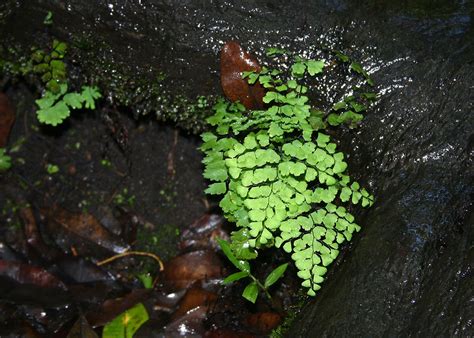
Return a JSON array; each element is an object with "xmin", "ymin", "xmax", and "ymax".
[
  {"xmin": 218, "ymin": 239, "xmax": 288, "ymax": 303},
  {"xmin": 43, "ymin": 11, "xmax": 53, "ymax": 25},
  {"xmin": 137, "ymin": 273, "xmax": 153, "ymax": 289},
  {"xmin": 46, "ymin": 164, "xmax": 59, "ymax": 174}
]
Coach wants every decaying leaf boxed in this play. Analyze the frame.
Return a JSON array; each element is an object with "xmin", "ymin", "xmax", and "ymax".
[
  {"xmin": 220, "ymin": 41, "xmax": 265, "ymax": 110},
  {"xmin": 44, "ymin": 206, "xmax": 129, "ymax": 257},
  {"xmin": 162, "ymin": 250, "xmax": 223, "ymax": 290}
]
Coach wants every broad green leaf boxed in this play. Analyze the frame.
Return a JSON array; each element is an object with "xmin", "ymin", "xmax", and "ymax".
[
  {"xmin": 242, "ymin": 281, "xmax": 259, "ymax": 303},
  {"xmin": 37, "ymin": 100, "xmax": 70, "ymax": 126},
  {"xmin": 264, "ymin": 263, "xmax": 288, "ymax": 289},
  {"xmin": 217, "ymin": 238, "xmax": 241, "ymax": 269},
  {"xmin": 223, "ymin": 271, "xmax": 249, "ymax": 284},
  {"xmin": 36, "ymin": 89, "xmax": 62, "ymax": 110},
  {"xmin": 306, "ymin": 60, "xmax": 324, "ymax": 76},
  {"xmin": 102, "ymin": 303, "xmax": 149, "ymax": 338}
]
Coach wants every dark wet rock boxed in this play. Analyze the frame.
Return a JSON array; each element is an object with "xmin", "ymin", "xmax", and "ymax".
[
  {"xmin": 220, "ymin": 41, "xmax": 265, "ymax": 110},
  {"xmin": 0, "ymin": 0, "xmax": 472, "ymax": 336}
]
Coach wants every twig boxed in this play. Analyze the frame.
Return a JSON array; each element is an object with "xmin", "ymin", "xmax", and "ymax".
[{"xmin": 97, "ymin": 250, "xmax": 164, "ymax": 271}]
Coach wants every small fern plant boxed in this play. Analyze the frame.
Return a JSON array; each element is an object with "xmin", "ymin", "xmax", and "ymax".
[
  {"xmin": 31, "ymin": 39, "xmax": 101, "ymax": 126},
  {"xmin": 201, "ymin": 53, "xmax": 374, "ymax": 297}
]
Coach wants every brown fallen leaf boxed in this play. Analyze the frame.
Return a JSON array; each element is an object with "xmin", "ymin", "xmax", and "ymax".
[
  {"xmin": 0, "ymin": 259, "xmax": 66, "ymax": 289},
  {"xmin": 44, "ymin": 206, "xmax": 129, "ymax": 258},
  {"xmin": 0, "ymin": 93, "xmax": 15, "ymax": 147},
  {"xmin": 204, "ymin": 329, "xmax": 256, "ymax": 338},
  {"xmin": 245, "ymin": 311, "xmax": 282, "ymax": 335},
  {"xmin": 220, "ymin": 41, "xmax": 265, "ymax": 110},
  {"xmin": 67, "ymin": 315, "xmax": 99, "ymax": 338},
  {"xmin": 172, "ymin": 283, "xmax": 217, "ymax": 319},
  {"xmin": 19, "ymin": 206, "xmax": 60, "ymax": 261},
  {"xmin": 162, "ymin": 250, "xmax": 223, "ymax": 290},
  {"xmin": 164, "ymin": 305, "xmax": 208, "ymax": 337},
  {"xmin": 179, "ymin": 214, "xmax": 229, "ymax": 252},
  {"xmin": 86, "ymin": 289, "xmax": 151, "ymax": 327}
]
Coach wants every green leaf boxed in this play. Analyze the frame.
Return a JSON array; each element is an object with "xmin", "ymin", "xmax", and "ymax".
[
  {"xmin": 287, "ymin": 80, "xmax": 297, "ymax": 88},
  {"xmin": 203, "ymin": 166, "xmax": 227, "ymax": 181},
  {"xmin": 264, "ymin": 263, "xmax": 288, "ymax": 288},
  {"xmin": 266, "ymin": 47, "xmax": 287, "ymax": 56},
  {"xmin": 223, "ymin": 271, "xmax": 249, "ymax": 284},
  {"xmin": 263, "ymin": 91, "xmax": 278, "ymax": 104},
  {"xmin": 332, "ymin": 101, "xmax": 347, "ymax": 111},
  {"xmin": 102, "ymin": 303, "xmax": 149, "ymax": 338},
  {"xmin": 316, "ymin": 133, "xmax": 330, "ymax": 147},
  {"xmin": 350, "ymin": 62, "xmax": 364, "ymax": 74},
  {"xmin": 43, "ymin": 11, "xmax": 53, "ymax": 25},
  {"xmin": 137, "ymin": 274, "xmax": 153, "ymax": 289},
  {"xmin": 333, "ymin": 160, "xmax": 347, "ymax": 174},
  {"xmin": 50, "ymin": 60, "xmax": 66, "ymax": 80},
  {"xmin": 335, "ymin": 51, "xmax": 350, "ymax": 63},
  {"xmin": 0, "ymin": 148, "xmax": 12, "ymax": 171},
  {"xmin": 63, "ymin": 92, "xmax": 84, "ymax": 109},
  {"xmin": 52, "ymin": 40, "xmax": 67, "ymax": 56},
  {"xmin": 46, "ymin": 164, "xmax": 59, "ymax": 174},
  {"xmin": 81, "ymin": 86, "xmax": 101, "ymax": 109},
  {"xmin": 230, "ymin": 229, "xmax": 258, "ymax": 260},
  {"xmin": 205, "ymin": 182, "xmax": 227, "ymax": 195},
  {"xmin": 242, "ymin": 282, "xmax": 259, "ymax": 303},
  {"xmin": 291, "ymin": 62, "xmax": 306, "ymax": 76},
  {"xmin": 217, "ymin": 239, "xmax": 250, "ymax": 273},
  {"xmin": 37, "ymin": 100, "xmax": 70, "ymax": 126},
  {"xmin": 306, "ymin": 60, "xmax": 324, "ymax": 76}
]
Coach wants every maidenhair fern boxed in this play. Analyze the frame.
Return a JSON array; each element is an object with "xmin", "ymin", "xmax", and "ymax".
[
  {"xmin": 31, "ymin": 37, "xmax": 101, "ymax": 126},
  {"xmin": 201, "ymin": 52, "xmax": 374, "ymax": 296}
]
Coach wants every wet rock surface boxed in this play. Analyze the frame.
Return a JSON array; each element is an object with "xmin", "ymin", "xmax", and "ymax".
[{"xmin": 1, "ymin": 0, "xmax": 473, "ymax": 336}]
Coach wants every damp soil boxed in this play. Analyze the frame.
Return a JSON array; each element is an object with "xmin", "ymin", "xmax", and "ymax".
[{"xmin": 0, "ymin": 83, "xmax": 302, "ymax": 336}]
